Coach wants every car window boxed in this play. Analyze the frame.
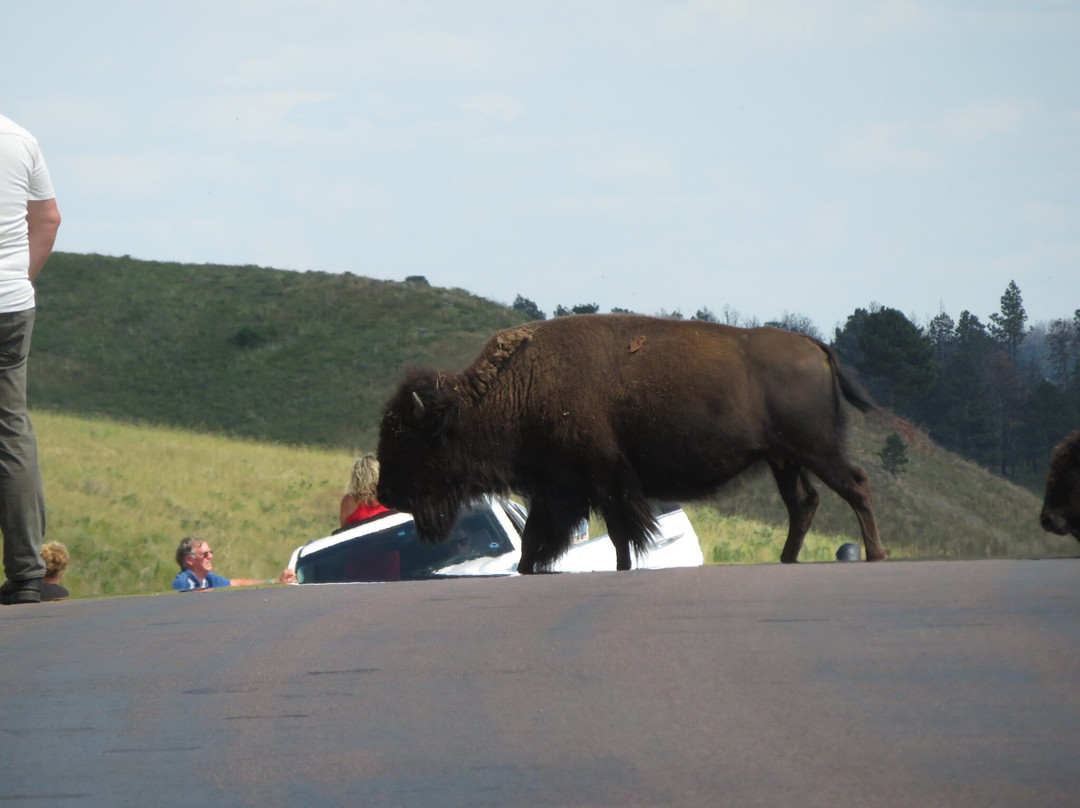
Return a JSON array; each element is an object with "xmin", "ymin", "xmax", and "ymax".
[{"xmin": 296, "ymin": 505, "xmax": 515, "ymax": 584}]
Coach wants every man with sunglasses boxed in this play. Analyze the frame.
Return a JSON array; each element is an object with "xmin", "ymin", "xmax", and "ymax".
[{"xmin": 172, "ymin": 536, "xmax": 294, "ymax": 591}]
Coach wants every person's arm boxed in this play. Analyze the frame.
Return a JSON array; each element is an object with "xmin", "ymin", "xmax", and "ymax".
[
  {"xmin": 228, "ymin": 570, "xmax": 297, "ymax": 586},
  {"xmin": 340, "ymin": 494, "xmax": 357, "ymax": 527},
  {"xmin": 26, "ymin": 198, "xmax": 61, "ymax": 281}
]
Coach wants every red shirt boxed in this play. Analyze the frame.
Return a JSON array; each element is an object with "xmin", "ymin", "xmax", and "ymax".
[{"xmin": 345, "ymin": 501, "xmax": 391, "ymax": 525}]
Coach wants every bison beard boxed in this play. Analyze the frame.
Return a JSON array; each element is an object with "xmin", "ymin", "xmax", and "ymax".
[
  {"xmin": 1040, "ymin": 431, "xmax": 1080, "ymax": 540},
  {"xmin": 377, "ymin": 314, "xmax": 887, "ymax": 572}
]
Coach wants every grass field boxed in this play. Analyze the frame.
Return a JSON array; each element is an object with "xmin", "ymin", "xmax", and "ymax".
[{"xmin": 39, "ymin": 411, "xmax": 349, "ymax": 597}]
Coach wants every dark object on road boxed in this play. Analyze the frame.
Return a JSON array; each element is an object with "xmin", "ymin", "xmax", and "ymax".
[
  {"xmin": 378, "ymin": 314, "xmax": 886, "ymax": 573},
  {"xmin": 836, "ymin": 542, "xmax": 862, "ymax": 561},
  {"xmin": 1041, "ymin": 431, "xmax": 1080, "ymax": 540}
]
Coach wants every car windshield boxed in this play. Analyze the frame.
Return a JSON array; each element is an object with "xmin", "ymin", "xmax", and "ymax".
[{"xmin": 295, "ymin": 505, "xmax": 515, "ymax": 584}]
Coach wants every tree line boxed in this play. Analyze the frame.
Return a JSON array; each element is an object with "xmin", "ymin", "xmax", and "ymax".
[
  {"xmin": 513, "ymin": 282, "xmax": 1079, "ymax": 489},
  {"xmin": 834, "ymin": 282, "xmax": 1078, "ymax": 487}
]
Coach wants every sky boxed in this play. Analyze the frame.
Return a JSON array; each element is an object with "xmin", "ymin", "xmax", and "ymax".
[{"xmin": 6, "ymin": 1, "xmax": 1079, "ymax": 335}]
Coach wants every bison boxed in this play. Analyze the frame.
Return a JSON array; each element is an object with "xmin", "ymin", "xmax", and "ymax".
[
  {"xmin": 1040, "ymin": 431, "xmax": 1080, "ymax": 540},
  {"xmin": 377, "ymin": 314, "xmax": 886, "ymax": 572}
]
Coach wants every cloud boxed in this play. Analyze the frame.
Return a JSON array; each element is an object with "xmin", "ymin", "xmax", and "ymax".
[
  {"xmin": 660, "ymin": 0, "xmax": 933, "ymax": 45},
  {"xmin": 661, "ymin": 0, "xmax": 828, "ymax": 43},
  {"xmin": 61, "ymin": 151, "xmax": 201, "ymax": 197},
  {"xmin": 14, "ymin": 97, "xmax": 124, "ymax": 146},
  {"xmin": 162, "ymin": 91, "xmax": 354, "ymax": 148},
  {"xmin": 939, "ymin": 99, "xmax": 1035, "ymax": 143},
  {"xmin": 577, "ymin": 145, "xmax": 673, "ymax": 181},
  {"xmin": 455, "ymin": 93, "xmax": 525, "ymax": 123},
  {"xmin": 1019, "ymin": 201, "xmax": 1068, "ymax": 231},
  {"xmin": 196, "ymin": 23, "xmax": 496, "ymax": 89},
  {"xmin": 546, "ymin": 194, "xmax": 675, "ymax": 218},
  {"xmin": 839, "ymin": 123, "xmax": 939, "ymax": 170},
  {"xmin": 808, "ymin": 202, "xmax": 849, "ymax": 248}
]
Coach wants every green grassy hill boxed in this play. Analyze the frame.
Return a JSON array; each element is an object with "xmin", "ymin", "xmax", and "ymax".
[
  {"xmin": 33, "ymin": 253, "xmax": 529, "ymax": 450},
  {"xmin": 27, "ymin": 254, "xmax": 1076, "ymax": 599},
  {"xmin": 37, "ymin": 411, "xmax": 346, "ymax": 598},
  {"xmin": 691, "ymin": 408, "xmax": 1070, "ymax": 563}
]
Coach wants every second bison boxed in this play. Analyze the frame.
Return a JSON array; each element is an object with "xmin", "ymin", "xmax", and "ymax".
[
  {"xmin": 377, "ymin": 314, "xmax": 886, "ymax": 572},
  {"xmin": 1041, "ymin": 431, "xmax": 1080, "ymax": 541}
]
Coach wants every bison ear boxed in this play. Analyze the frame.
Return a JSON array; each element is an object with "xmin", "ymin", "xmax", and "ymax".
[
  {"xmin": 408, "ymin": 385, "xmax": 460, "ymax": 439},
  {"xmin": 430, "ymin": 401, "xmax": 459, "ymax": 439}
]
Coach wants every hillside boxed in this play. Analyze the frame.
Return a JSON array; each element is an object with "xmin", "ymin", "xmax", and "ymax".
[
  {"xmin": 32, "ymin": 253, "xmax": 529, "ymax": 450},
  {"xmin": 35, "ymin": 411, "xmax": 348, "ymax": 598},
  {"xmin": 693, "ymin": 408, "xmax": 1070, "ymax": 562},
  {"xmin": 26, "ymin": 254, "xmax": 1076, "ymax": 598}
]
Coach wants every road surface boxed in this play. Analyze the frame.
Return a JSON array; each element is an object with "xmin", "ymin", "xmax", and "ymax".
[{"xmin": 2, "ymin": 559, "xmax": 1079, "ymax": 807}]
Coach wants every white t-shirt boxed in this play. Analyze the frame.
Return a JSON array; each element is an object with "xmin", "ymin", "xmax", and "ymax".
[{"xmin": 0, "ymin": 115, "xmax": 55, "ymax": 312}]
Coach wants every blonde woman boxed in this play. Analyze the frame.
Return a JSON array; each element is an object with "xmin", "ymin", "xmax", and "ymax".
[
  {"xmin": 41, "ymin": 541, "xmax": 70, "ymax": 601},
  {"xmin": 340, "ymin": 454, "xmax": 390, "ymax": 527}
]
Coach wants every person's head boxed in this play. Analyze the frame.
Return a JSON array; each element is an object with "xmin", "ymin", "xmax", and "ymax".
[
  {"xmin": 176, "ymin": 536, "xmax": 215, "ymax": 579},
  {"xmin": 449, "ymin": 524, "xmax": 472, "ymax": 554},
  {"xmin": 41, "ymin": 541, "xmax": 69, "ymax": 581},
  {"xmin": 347, "ymin": 454, "xmax": 381, "ymax": 503}
]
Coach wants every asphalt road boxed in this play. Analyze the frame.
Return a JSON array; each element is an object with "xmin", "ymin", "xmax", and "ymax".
[{"xmin": 2, "ymin": 559, "xmax": 1079, "ymax": 808}]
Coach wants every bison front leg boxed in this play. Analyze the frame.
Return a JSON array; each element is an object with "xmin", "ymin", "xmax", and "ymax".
[
  {"xmin": 769, "ymin": 461, "xmax": 820, "ymax": 564},
  {"xmin": 517, "ymin": 497, "xmax": 585, "ymax": 574}
]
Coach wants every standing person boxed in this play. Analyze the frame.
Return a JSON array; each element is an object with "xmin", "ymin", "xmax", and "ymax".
[
  {"xmin": 172, "ymin": 536, "xmax": 295, "ymax": 591},
  {"xmin": 0, "ymin": 115, "xmax": 60, "ymax": 606},
  {"xmin": 339, "ymin": 453, "xmax": 390, "ymax": 528}
]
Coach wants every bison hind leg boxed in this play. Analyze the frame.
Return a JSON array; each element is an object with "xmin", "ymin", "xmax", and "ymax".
[
  {"xmin": 808, "ymin": 456, "xmax": 887, "ymax": 562},
  {"xmin": 769, "ymin": 461, "xmax": 820, "ymax": 563}
]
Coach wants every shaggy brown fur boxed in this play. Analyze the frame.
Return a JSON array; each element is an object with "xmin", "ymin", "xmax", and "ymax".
[
  {"xmin": 1041, "ymin": 431, "xmax": 1080, "ymax": 540},
  {"xmin": 377, "ymin": 313, "xmax": 886, "ymax": 572}
]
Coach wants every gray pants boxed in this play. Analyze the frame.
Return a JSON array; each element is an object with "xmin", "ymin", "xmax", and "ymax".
[{"xmin": 0, "ymin": 309, "xmax": 45, "ymax": 582}]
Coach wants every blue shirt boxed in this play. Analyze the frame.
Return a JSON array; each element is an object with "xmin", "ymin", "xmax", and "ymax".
[{"xmin": 172, "ymin": 569, "xmax": 232, "ymax": 591}]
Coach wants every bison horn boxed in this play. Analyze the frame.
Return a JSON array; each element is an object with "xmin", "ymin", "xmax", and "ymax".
[{"xmin": 412, "ymin": 391, "xmax": 426, "ymax": 421}]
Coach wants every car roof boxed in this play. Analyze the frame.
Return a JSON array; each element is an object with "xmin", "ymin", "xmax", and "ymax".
[{"xmin": 297, "ymin": 510, "xmax": 414, "ymax": 559}]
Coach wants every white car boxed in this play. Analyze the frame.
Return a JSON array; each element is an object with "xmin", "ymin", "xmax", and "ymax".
[{"xmin": 288, "ymin": 498, "xmax": 703, "ymax": 584}]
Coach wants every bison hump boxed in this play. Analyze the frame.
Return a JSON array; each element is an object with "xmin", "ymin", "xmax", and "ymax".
[{"xmin": 465, "ymin": 323, "xmax": 538, "ymax": 396}]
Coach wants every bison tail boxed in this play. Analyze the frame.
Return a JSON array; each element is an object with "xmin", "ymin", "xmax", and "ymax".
[
  {"xmin": 837, "ymin": 366, "xmax": 875, "ymax": 413},
  {"xmin": 599, "ymin": 490, "xmax": 660, "ymax": 564},
  {"xmin": 814, "ymin": 339, "xmax": 876, "ymax": 413}
]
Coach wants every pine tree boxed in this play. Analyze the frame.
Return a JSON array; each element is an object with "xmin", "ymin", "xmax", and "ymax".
[
  {"xmin": 879, "ymin": 433, "xmax": 910, "ymax": 475},
  {"xmin": 926, "ymin": 310, "xmax": 956, "ymax": 364},
  {"xmin": 988, "ymin": 280, "xmax": 1027, "ymax": 363},
  {"xmin": 851, "ymin": 307, "xmax": 936, "ymax": 410},
  {"xmin": 1044, "ymin": 318, "xmax": 1075, "ymax": 388}
]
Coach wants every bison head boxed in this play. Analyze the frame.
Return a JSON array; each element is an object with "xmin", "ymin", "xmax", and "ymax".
[
  {"xmin": 1040, "ymin": 431, "xmax": 1080, "ymax": 541},
  {"xmin": 376, "ymin": 369, "xmax": 474, "ymax": 543}
]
